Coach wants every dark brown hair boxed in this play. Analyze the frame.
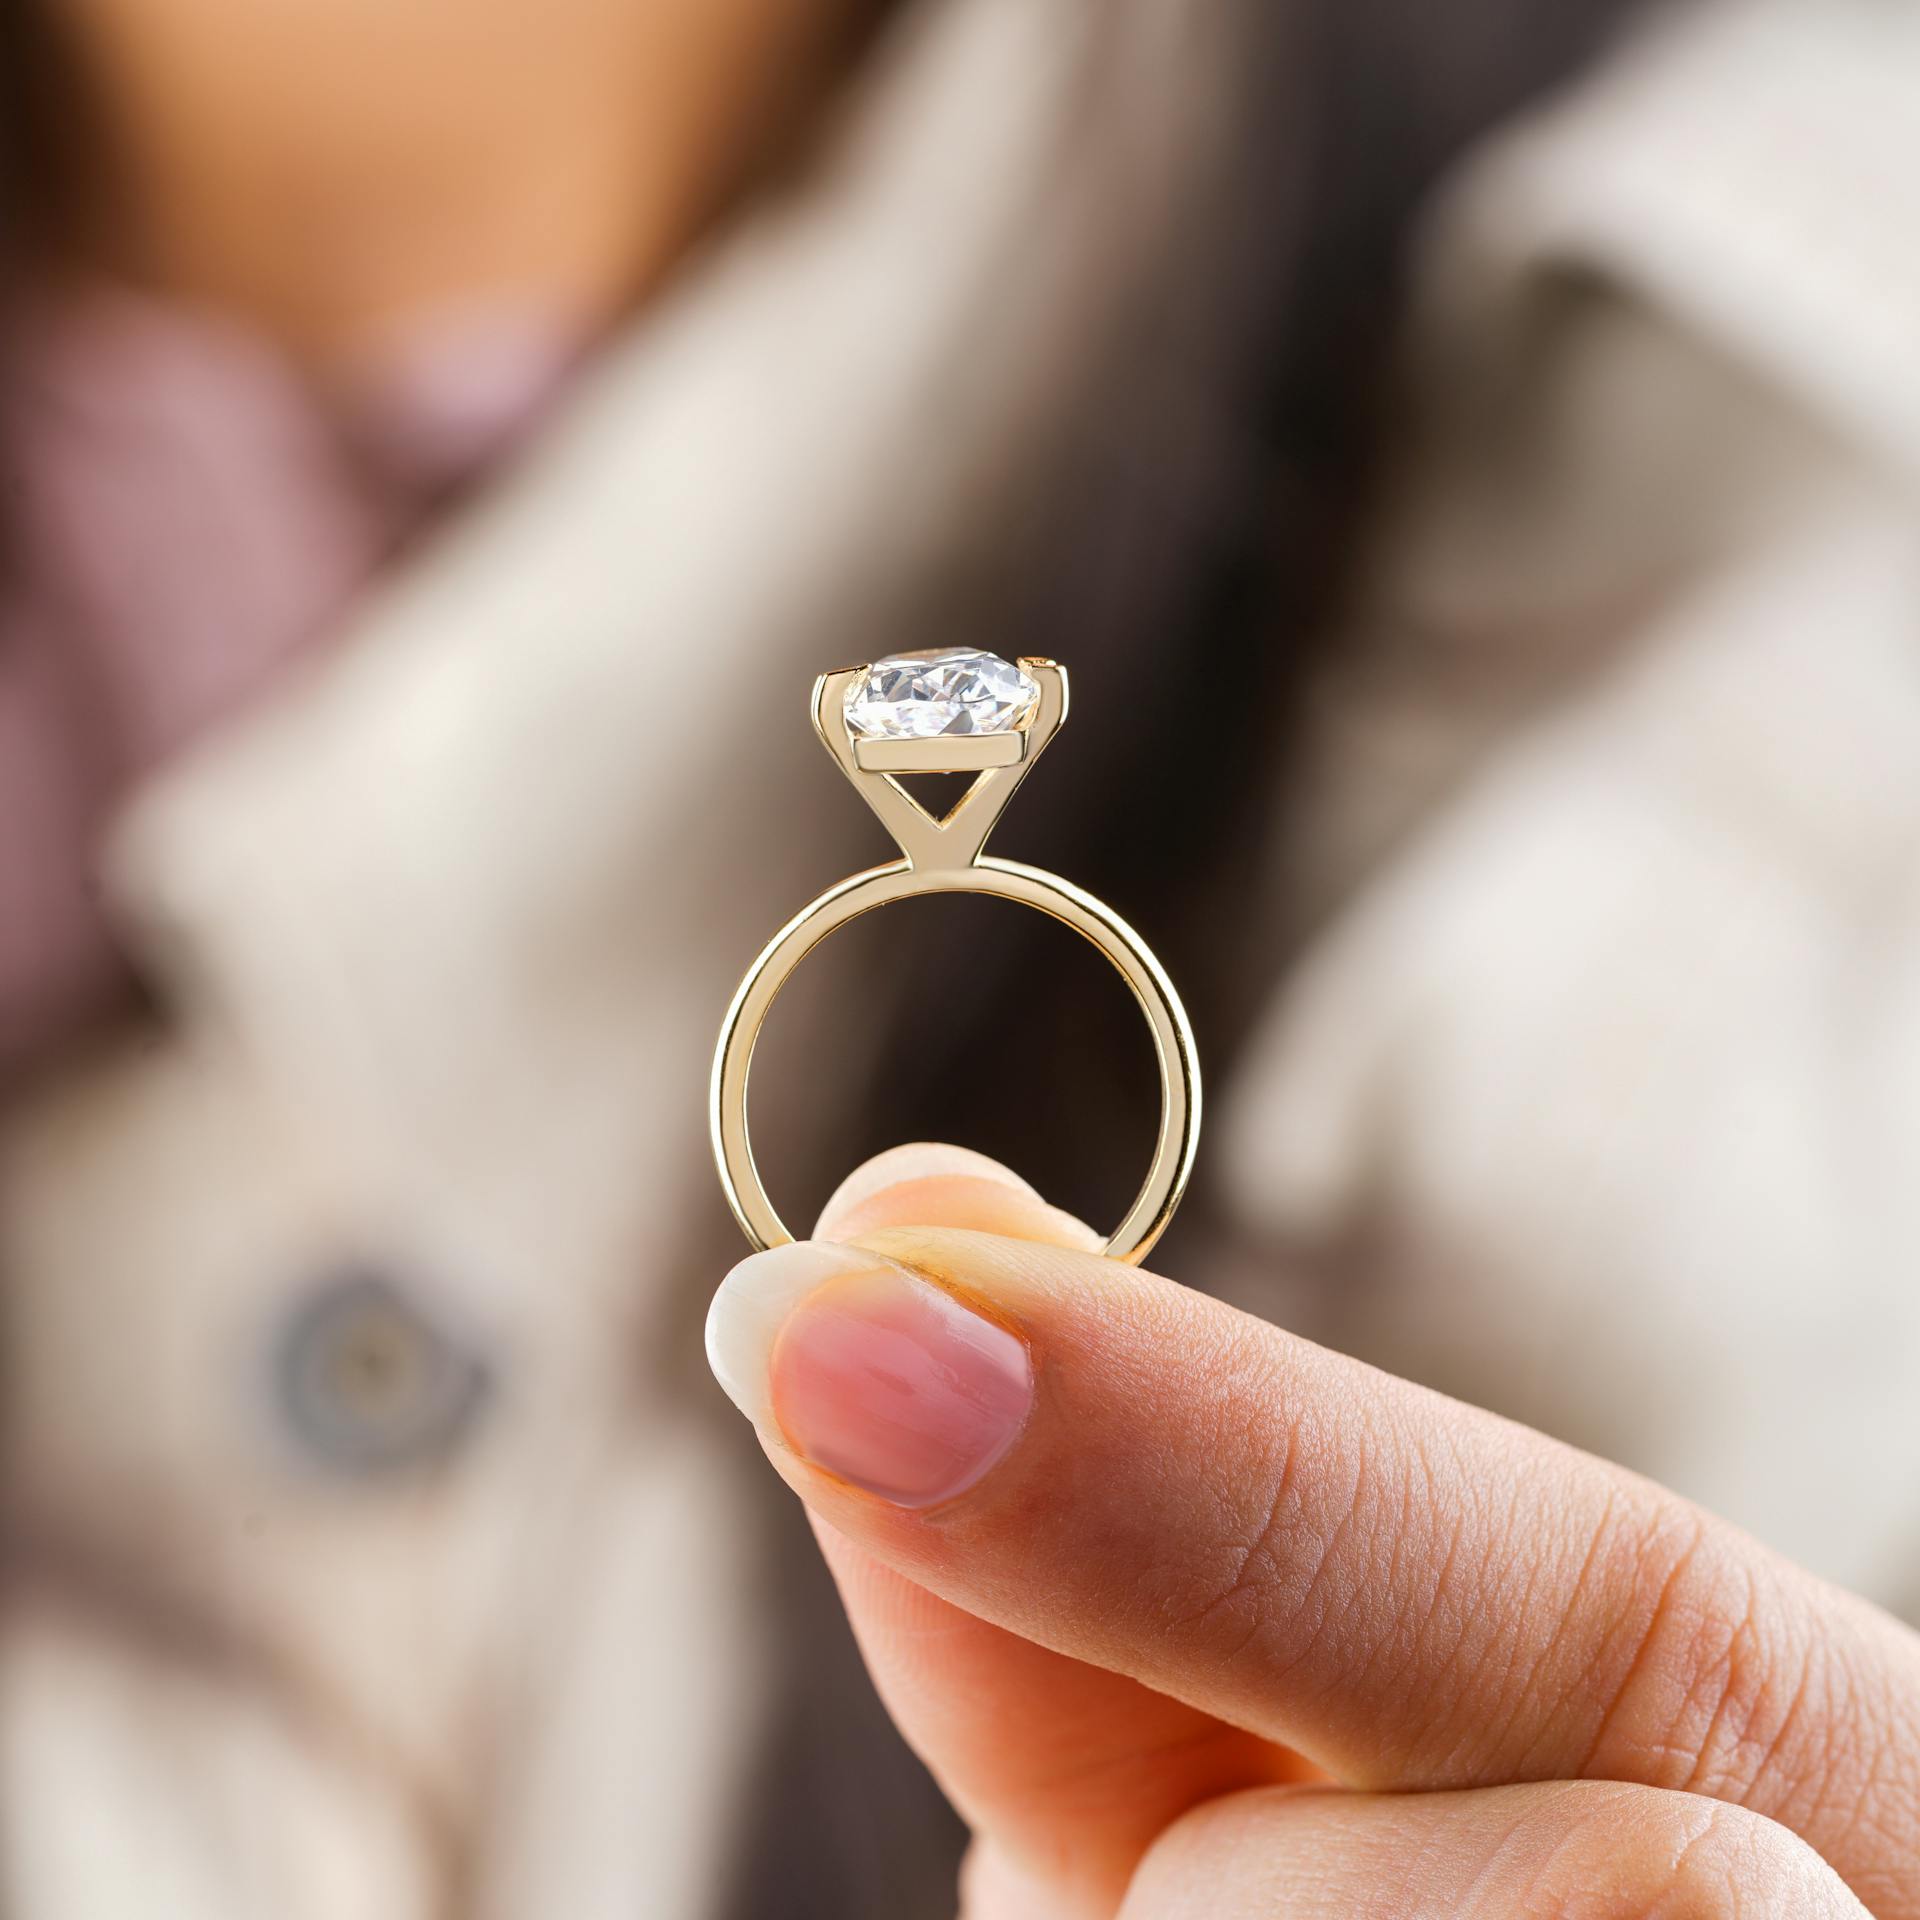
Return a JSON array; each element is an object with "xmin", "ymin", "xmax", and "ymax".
[{"xmin": 0, "ymin": 0, "xmax": 85, "ymax": 271}]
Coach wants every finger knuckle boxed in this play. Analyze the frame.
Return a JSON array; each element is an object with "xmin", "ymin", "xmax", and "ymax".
[{"xmin": 1581, "ymin": 1510, "xmax": 1825, "ymax": 1806}]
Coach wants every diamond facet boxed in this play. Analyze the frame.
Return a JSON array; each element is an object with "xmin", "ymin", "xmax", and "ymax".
[{"xmin": 845, "ymin": 648, "xmax": 1039, "ymax": 740}]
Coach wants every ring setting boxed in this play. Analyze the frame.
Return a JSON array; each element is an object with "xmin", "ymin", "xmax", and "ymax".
[{"xmin": 710, "ymin": 648, "xmax": 1200, "ymax": 1264}]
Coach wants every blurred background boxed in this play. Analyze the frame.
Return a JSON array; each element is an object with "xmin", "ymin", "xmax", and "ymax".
[{"xmin": 5, "ymin": 0, "xmax": 1920, "ymax": 1913}]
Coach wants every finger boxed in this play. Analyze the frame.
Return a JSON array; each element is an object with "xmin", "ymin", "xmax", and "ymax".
[
  {"xmin": 815, "ymin": 1141, "xmax": 1104, "ymax": 1253},
  {"xmin": 705, "ymin": 1220, "xmax": 1920, "ymax": 1912},
  {"xmin": 807, "ymin": 1146, "xmax": 1305, "ymax": 1920},
  {"xmin": 1119, "ymin": 1780, "xmax": 1868, "ymax": 1920}
]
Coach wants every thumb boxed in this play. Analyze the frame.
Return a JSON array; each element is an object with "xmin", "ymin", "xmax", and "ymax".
[{"xmin": 711, "ymin": 1145, "xmax": 1302, "ymax": 1920}]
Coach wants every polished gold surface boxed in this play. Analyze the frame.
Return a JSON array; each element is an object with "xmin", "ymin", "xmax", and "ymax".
[
  {"xmin": 711, "ymin": 658, "xmax": 1200, "ymax": 1265},
  {"xmin": 852, "ymin": 731, "xmax": 1026, "ymax": 773}
]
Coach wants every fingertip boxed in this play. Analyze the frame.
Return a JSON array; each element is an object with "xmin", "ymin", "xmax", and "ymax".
[
  {"xmin": 817, "ymin": 1143, "xmax": 1103, "ymax": 1252},
  {"xmin": 768, "ymin": 1260, "xmax": 1035, "ymax": 1509},
  {"xmin": 816, "ymin": 1143, "xmax": 1038, "ymax": 1238},
  {"xmin": 705, "ymin": 1239, "xmax": 877, "ymax": 1430}
]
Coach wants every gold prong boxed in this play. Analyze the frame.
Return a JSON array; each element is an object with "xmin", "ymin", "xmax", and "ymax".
[
  {"xmin": 852, "ymin": 732, "xmax": 1026, "ymax": 773},
  {"xmin": 812, "ymin": 657, "xmax": 1069, "ymax": 874}
]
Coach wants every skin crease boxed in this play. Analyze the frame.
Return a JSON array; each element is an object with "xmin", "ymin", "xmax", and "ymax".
[{"xmin": 713, "ymin": 1145, "xmax": 1920, "ymax": 1918}]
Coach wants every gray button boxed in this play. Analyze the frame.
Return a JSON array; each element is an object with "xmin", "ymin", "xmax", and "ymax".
[{"xmin": 271, "ymin": 1266, "xmax": 492, "ymax": 1477}]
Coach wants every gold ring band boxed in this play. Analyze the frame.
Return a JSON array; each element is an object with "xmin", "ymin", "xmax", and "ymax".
[{"xmin": 710, "ymin": 654, "xmax": 1201, "ymax": 1265}]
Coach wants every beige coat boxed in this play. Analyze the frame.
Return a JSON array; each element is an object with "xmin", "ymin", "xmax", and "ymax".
[
  {"xmin": 1230, "ymin": 0, "xmax": 1920, "ymax": 1615},
  {"xmin": 1, "ymin": 3, "xmax": 1239, "ymax": 1912},
  {"xmin": 7, "ymin": 0, "xmax": 1919, "ymax": 1912}
]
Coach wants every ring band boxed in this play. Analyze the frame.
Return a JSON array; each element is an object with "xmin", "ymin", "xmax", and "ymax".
[{"xmin": 710, "ymin": 654, "xmax": 1201, "ymax": 1265}]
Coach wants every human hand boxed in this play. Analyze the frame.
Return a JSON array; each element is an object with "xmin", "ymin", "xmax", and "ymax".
[{"xmin": 705, "ymin": 1144, "xmax": 1920, "ymax": 1918}]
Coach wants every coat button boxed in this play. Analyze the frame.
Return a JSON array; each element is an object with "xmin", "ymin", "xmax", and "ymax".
[{"xmin": 270, "ymin": 1266, "xmax": 493, "ymax": 1477}]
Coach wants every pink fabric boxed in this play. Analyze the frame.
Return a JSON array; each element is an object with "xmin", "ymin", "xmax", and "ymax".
[{"xmin": 0, "ymin": 288, "xmax": 584, "ymax": 1075}]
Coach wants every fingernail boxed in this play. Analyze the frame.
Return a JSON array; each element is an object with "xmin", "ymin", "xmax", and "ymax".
[
  {"xmin": 706, "ymin": 1241, "xmax": 875, "ymax": 1429},
  {"xmin": 705, "ymin": 1242, "xmax": 1033, "ymax": 1508}
]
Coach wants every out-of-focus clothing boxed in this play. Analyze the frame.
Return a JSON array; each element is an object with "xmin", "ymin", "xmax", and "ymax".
[
  {"xmin": 6, "ymin": 0, "xmax": 1920, "ymax": 1915},
  {"xmin": 1, "ymin": 2, "xmax": 1241, "ymax": 1912},
  {"xmin": 1229, "ymin": 0, "xmax": 1920, "ymax": 1612},
  {"xmin": 0, "ymin": 290, "xmax": 584, "ymax": 1069}
]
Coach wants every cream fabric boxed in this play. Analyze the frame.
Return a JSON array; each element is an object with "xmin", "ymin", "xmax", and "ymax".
[
  {"xmin": 10, "ymin": 0, "xmax": 1920, "ymax": 1911},
  {"xmin": 1226, "ymin": 0, "xmax": 1920, "ymax": 1613},
  {"xmin": 0, "ymin": 1, "xmax": 1238, "ymax": 1913}
]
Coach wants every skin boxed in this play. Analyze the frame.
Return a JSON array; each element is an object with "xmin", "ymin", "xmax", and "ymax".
[
  {"xmin": 716, "ymin": 1142, "xmax": 1920, "ymax": 1918},
  {"xmin": 53, "ymin": 0, "xmax": 860, "ymax": 372}
]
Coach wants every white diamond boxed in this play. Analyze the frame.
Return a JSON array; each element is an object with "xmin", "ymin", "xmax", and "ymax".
[{"xmin": 845, "ymin": 648, "xmax": 1038, "ymax": 739}]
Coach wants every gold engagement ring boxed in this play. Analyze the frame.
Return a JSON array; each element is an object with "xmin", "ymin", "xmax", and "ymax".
[{"xmin": 710, "ymin": 649, "xmax": 1200, "ymax": 1264}]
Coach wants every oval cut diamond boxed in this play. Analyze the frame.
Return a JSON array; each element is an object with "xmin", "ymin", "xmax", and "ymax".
[{"xmin": 845, "ymin": 648, "xmax": 1039, "ymax": 740}]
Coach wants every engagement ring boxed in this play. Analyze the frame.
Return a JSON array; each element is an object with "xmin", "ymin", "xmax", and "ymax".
[{"xmin": 710, "ymin": 649, "xmax": 1200, "ymax": 1264}]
